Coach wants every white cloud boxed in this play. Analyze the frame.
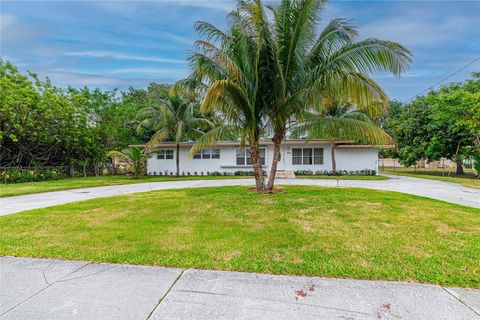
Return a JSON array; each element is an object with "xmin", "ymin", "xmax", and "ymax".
[
  {"xmin": 0, "ymin": 13, "xmax": 16, "ymax": 31},
  {"xmin": 358, "ymin": 10, "xmax": 476, "ymax": 47},
  {"xmin": 30, "ymin": 69, "xmax": 176, "ymax": 89},
  {"xmin": 64, "ymin": 50, "xmax": 185, "ymax": 64},
  {"xmin": 47, "ymin": 71, "xmax": 131, "ymax": 86},
  {"xmin": 175, "ymin": 0, "xmax": 234, "ymax": 12},
  {"xmin": 0, "ymin": 13, "xmax": 49, "ymax": 49},
  {"xmin": 150, "ymin": 29, "xmax": 195, "ymax": 46},
  {"xmin": 375, "ymin": 69, "xmax": 445, "ymax": 79},
  {"xmin": 107, "ymin": 67, "xmax": 188, "ymax": 76}
]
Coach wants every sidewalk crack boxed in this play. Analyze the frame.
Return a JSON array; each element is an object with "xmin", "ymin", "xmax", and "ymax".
[
  {"xmin": 56, "ymin": 265, "xmax": 118, "ymax": 283},
  {"xmin": 145, "ymin": 269, "xmax": 185, "ymax": 319},
  {"xmin": 0, "ymin": 262, "xmax": 90, "ymax": 318},
  {"xmin": 42, "ymin": 261, "xmax": 55, "ymax": 285},
  {"xmin": 442, "ymin": 287, "xmax": 480, "ymax": 317}
]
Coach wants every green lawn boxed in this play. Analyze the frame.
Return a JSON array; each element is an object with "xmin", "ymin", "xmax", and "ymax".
[
  {"xmin": 0, "ymin": 174, "xmax": 386, "ymax": 197},
  {"xmin": 381, "ymin": 167, "xmax": 479, "ymax": 189},
  {"xmin": 1, "ymin": 186, "xmax": 478, "ymax": 288},
  {"xmin": 0, "ymin": 175, "xmax": 250, "ymax": 197}
]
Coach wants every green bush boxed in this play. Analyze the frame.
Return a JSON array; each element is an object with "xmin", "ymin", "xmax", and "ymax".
[
  {"xmin": 294, "ymin": 169, "xmax": 377, "ymax": 176},
  {"xmin": 1, "ymin": 167, "xmax": 69, "ymax": 184}
]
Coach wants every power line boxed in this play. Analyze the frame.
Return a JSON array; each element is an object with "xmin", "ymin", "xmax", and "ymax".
[{"xmin": 405, "ymin": 56, "xmax": 480, "ymax": 102}]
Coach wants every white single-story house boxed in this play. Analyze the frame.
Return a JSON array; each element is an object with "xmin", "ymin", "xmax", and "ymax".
[{"xmin": 132, "ymin": 139, "xmax": 382, "ymax": 177}]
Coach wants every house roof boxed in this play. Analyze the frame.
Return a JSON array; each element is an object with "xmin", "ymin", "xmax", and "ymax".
[{"xmin": 130, "ymin": 139, "xmax": 394, "ymax": 149}]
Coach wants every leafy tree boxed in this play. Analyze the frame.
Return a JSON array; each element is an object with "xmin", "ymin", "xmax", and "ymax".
[
  {"xmin": 138, "ymin": 86, "xmax": 213, "ymax": 177},
  {"xmin": 426, "ymin": 83, "xmax": 477, "ymax": 174},
  {"xmin": 384, "ymin": 97, "xmax": 433, "ymax": 167},
  {"xmin": 378, "ymin": 100, "xmax": 403, "ymax": 158},
  {"xmin": 1, "ymin": 60, "xmax": 41, "ymax": 166},
  {"xmin": 385, "ymin": 73, "xmax": 479, "ymax": 174},
  {"xmin": 0, "ymin": 60, "xmax": 102, "ymax": 169},
  {"xmin": 0, "ymin": 59, "xmax": 146, "ymax": 175}
]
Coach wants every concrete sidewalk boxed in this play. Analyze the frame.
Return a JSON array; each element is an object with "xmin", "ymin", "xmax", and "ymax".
[
  {"xmin": 1, "ymin": 175, "xmax": 480, "ymax": 216},
  {"xmin": 1, "ymin": 257, "xmax": 478, "ymax": 320}
]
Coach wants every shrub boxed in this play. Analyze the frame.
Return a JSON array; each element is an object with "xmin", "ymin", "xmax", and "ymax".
[
  {"xmin": 294, "ymin": 169, "xmax": 376, "ymax": 176},
  {"xmin": 1, "ymin": 167, "xmax": 69, "ymax": 184}
]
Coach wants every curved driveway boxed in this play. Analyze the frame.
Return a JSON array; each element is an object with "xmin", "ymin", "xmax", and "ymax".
[{"xmin": 1, "ymin": 175, "xmax": 479, "ymax": 216}]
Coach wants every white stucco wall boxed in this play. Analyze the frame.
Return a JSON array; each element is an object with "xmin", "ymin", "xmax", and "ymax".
[
  {"xmin": 146, "ymin": 143, "xmax": 378, "ymax": 175},
  {"xmin": 334, "ymin": 148, "xmax": 378, "ymax": 172}
]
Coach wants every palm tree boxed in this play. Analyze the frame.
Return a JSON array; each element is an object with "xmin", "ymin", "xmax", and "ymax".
[
  {"xmin": 186, "ymin": 10, "xmax": 270, "ymax": 191},
  {"xmin": 138, "ymin": 87, "xmax": 213, "ymax": 177},
  {"xmin": 107, "ymin": 147, "xmax": 148, "ymax": 178},
  {"xmin": 188, "ymin": 0, "xmax": 411, "ymax": 190},
  {"xmin": 233, "ymin": 0, "xmax": 412, "ymax": 190},
  {"xmin": 296, "ymin": 96, "xmax": 393, "ymax": 173}
]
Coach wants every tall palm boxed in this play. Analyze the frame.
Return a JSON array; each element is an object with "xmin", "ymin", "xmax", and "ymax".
[
  {"xmin": 138, "ymin": 87, "xmax": 213, "ymax": 177},
  {"xmin": 186, "ymin": 10, "xmax": 269, "ymax": 190},
  {"xmin": 236, "ymin": 0, "xmax": 412, "ymax": 189}
]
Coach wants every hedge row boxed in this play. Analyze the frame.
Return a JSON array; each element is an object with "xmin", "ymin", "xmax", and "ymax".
[
  {"xmin": 147, "ymin": 170, "xmax": 267, "ymax": 176},
  {"xmin": 294, "ymin": 169, "xmax": 377, "ymax": 176}
]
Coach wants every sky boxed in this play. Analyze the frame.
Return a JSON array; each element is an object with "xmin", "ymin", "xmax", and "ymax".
[{"xmin": 1, "ymin": 0, "xmax": 479, "ymax": 101}]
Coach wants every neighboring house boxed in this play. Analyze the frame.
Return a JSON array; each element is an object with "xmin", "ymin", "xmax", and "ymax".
[{"xmin": 131, "ymin": 139, "xmax": 381, "ymax": 176}]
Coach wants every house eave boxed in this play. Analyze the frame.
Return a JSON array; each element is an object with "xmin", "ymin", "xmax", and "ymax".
[{"xmin": 129, "ymin": 139, "xmax": 394, "ymax": 149}]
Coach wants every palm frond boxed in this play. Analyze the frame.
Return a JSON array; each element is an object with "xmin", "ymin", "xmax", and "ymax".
[
  {"xmin": 302, "ymin": 115, "xmax": 394, "ymax": 145},
  {"xmin": 189, "ymin": 125, "xmax": 241, "ymax": 156},
  {"xmin": 341, "ymin": 111, "xmax": 372, "ymax": 122},
  {"xmin": 327, "ymin": 38, "xmax": 412, "ymax": 76},
  {"xmin": 195, "ymin": 20, "xmax": 230, "ymax": 44},
  {"xmin": 145, "ymin": 128, "xmax": 170, "ymax": 150},
  {"xmin": 308, "ymin": 18, "xmax": 357, "ymax": 63},
  {"xmin": 106, "ymin": 150, "xmax": 128, "ymax": 160}
]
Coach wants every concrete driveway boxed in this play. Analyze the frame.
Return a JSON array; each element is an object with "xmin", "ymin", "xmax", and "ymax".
[
  {"xmin": 1, "ymin": 175, "xmax": 479, "ymax": 216},
  {"xmin": 1, "ymin": 256, "xmax": 478, "ymax": 320}
]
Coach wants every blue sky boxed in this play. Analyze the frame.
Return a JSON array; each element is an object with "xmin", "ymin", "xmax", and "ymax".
[{"xmin": 1, "ymin": 0, "xmax": 479, "ymax": 101}]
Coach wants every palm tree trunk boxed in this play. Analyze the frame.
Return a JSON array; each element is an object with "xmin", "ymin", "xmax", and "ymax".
[
  {"xmin": 249, "ymin": 145, "xmax": 265, "ymax": 191},
  {"xmin": 267, "ymin": 130, "xmax": 285, "ymax": 190},
  {"xmin": 176, "ymin": 143, "xmax": 180, "ymax": 177},
  {"xmin": 331, "ymin": 142, "xmax": 337, "ymax": 173}
]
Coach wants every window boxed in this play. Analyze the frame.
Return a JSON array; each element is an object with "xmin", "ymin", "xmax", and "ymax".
[
  {"xmin": 314, "ymin": 148, "xmax": 324, "ymax": 164},
  {"xmin": 292, "ymin": 148, "xmax": 323, "ymax": 165},
  {"xmin": 292, "ymin": 148, "xmax": 302, "ymax": 165},
  {"xmin": 236, "ymin": 148, "xmax": 265, "ymax": 165},
  {"xmin": 211, "ymin": 149, "xmax": 220, "ymax": 159},
  {"xmin": 157, "ymin": 149, "xmax": 174, "ymax": 160},
  {"xmin": 193, "ymin": 149, "xmax": 221, "ymax": 159}
]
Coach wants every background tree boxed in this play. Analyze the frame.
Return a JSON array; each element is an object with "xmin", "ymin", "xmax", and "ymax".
[
  {"xmin": 384, "ymin": 73, "xmax": 479, "ymax": 174},
  {"xmin": 384, "ymin": 96, "xmax": 433, "ymax": 167},
  {"xmin": 1, "ymin": 59, "xmax": 159, "ymax": 177},
  {"xmin": 426, "ymin": 83, "xmax": 476, "ymax": 174}
]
